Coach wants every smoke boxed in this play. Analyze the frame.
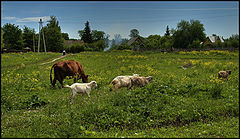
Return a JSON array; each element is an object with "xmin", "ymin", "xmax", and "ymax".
[{"xmin": 104, "ymin": 34, "xmax": 122, "ymax": 51}]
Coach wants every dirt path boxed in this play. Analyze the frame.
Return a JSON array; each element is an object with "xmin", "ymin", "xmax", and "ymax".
[{"xmin": 39, "ymin": 54, "xmax": 71, "ymax": 65}]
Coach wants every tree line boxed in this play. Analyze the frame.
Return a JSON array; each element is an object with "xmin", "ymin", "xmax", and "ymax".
[{"xmin": 1, "ymin": 16, "xmax": 239, "ymax": 53}]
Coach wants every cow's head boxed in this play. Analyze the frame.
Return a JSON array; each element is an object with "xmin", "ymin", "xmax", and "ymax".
[
  {"xmin": 226, "ymin": 70, "xmax": 232, "ymax": 75},
  {"xmin": 147, "ymin": 76, "xmax": 153, "ymax": 81},
  {"xmin": 82, "ymin": 74, "xmax": 89, "ymax": 83}
]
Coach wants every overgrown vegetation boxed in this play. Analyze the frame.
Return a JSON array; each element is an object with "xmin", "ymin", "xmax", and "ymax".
[
  {"xmin": 2, "ymin": 18, "xmax": 239, "ymax": 53},
  {"xmin": 1, "ymin": 50, "xmax": 239, "ymax": 138}
]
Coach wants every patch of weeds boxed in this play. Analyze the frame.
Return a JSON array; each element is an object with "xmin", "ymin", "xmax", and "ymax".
[{"xmin": 21, "ymin": 94, "xmax": 49, "ymax": 109}]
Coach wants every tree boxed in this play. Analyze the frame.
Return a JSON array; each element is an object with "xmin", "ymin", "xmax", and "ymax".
[
  {"xmin": 91, "ymin": 30, "xmax": 105, "ymax": 42},
  {"xmin": 2, "ymin": 23, "xmax": 23, "ymax": 50},
  {"xmin": 1, "ymin": 29, "xmax": 4, "ymax": 49},
  {"xmin": 62, "ymin": 33, "xmax": 69, "ymax": 40},
  {"xmin": 81, "ymin": 21, "xmax": 92, "ymax": 43},
  {"xmin": 165, "ymin": 25, "xmax": 170, "ymax": 36},
  {"xmin": 129, "ymin": 29, "xmax": 139, "ymax": 38},
  {"xmin": 121, "ymin": 38, "xmax": 129, "ymax": 45},
  {"xmin": 23, "ymin": 26, "xmax": 35, "ymax": 50},
  {"xmin": 172, "ymin": 19, "xmax": 206, "ymax": 49},
  {"xmin": 225, "ymin": 34, "xmax": 239, "ymax": 48},
  {"xmin": 146, "ymin": 35, "xmax": 161, "ymax": 49},
  {"xmin": 78, "ymin": 30, "xmax": 84, "ymax": 39},
  {"xmin": 228, "ymin": 34, "xmax": 239, "ymax": 41},
  {"xmin": 44, "ymin": 16, "xmax": 65, "ymax": 52}
]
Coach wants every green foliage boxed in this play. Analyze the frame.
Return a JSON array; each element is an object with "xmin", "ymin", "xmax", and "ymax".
[
  {"xmin": 92, "ymin": 30, "xmax": 105, "ymax": 42},
  {"xmin": 65, "ymin": 43, "xmax": 85, "ymax": 53},
  {"xmin": 77, "ymin": 24, "xmax": 107, "ymax": 52},
  {"xmin": 223, "ymin": 34, "xmax": 239, "ymax": 48},
  {"xmin": 22, "ymin": 94, "xmax": 48, "ymax": 109},
  {"xmin": 91, "ymin": 40, "xmax": 106, "ymax": 51},
  {"xmin": 145, "ymin": 35, "xmax": 173, "ymax": 50},
  {"xmin": 2, "ymin": 23, "xmax": 24, "ymax": 50},
  {"xmin": 22, "ymin": 26, "xmax": 35, "ymax": 50},
  {"xmin": 129, "ymin": 29, "xmax": 139, "ymax": 38},
  {"xmin": 165, "ymin": 25, "xmax": 170, "ymax": 36},
  {"xmin": 146, "ymin": 35, "xmax": 161, "ymax": 49},
  {"xmin": 1, "ymin": 28, "xmax": 4, "ymax": 48},
  {"xmin": 62, "ymin": 33, "xmax": 69, "ymax": 40},
  {"xmin": 172, "ymin": 19, "xmax": 206, "ymax": 49},
  {"xmin": 188, "ymin": 39, "xmax": 201, "ymax": 49},
  {"xmin": 81, "ymin": 21, "xmax": 93, "ymax": 43},
  {"xmin": 1, "ymin": 49, "xmax": 239, "ymax": 137},
  {"xmin": 109, "ymin": 44, "xmax": 131, "ymax": 51},
  {"xmin": 44, "ymin": 16, "xmax": 65, "ymax": 52}
]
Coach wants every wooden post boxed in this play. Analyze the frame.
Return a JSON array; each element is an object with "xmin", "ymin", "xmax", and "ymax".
[
  {"xmin": 38, "ymin": 19, "xmax": 41, "ymax": 52},
  {"xmin": 33, "ymin": 30, "xmax": 35, "ymax": 52}
]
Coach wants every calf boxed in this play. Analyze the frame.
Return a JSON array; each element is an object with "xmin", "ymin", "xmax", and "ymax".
[
  {"xmin": 111, "ymin": 74, "xmax": 139, "ymax": 91},
  {"xmin": 217, "ymin": 70, "xmax": 232, "ymax": 80},
  {"xmin": 64, "ymin": 81, "xmax": 97, "ymax": 104},
  {"xmin": 131, "ymin": 76, "xmax": 153, "ymax": 87}
]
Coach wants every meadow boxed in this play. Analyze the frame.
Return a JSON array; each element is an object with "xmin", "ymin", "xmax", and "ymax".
[{"xmin": 1, "ymin": 50, "xmax": 239, "ymax": 138}]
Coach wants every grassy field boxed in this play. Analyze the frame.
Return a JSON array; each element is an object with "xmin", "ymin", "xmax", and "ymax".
[{"xmin": 1, "ymin": 50, "xmax": 239, "ymax": 138}]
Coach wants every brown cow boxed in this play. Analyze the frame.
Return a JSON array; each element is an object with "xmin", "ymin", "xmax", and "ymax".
[{"xmin": 50, "ymin": 60, "xmax": 88, "ymax": 88}]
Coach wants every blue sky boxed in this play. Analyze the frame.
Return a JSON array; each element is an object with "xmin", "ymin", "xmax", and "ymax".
[{"xmin": 1, "ymin": 1, "xmax": 239, "ymax": 40}]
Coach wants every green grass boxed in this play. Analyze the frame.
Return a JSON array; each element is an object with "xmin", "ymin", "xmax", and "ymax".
[{"xmin": 1, "ymin": 50, "xmax": 239, "ymax": 138}]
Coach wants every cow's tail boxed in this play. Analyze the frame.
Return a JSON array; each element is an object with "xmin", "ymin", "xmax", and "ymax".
[
  {"xmin": 64, "ymin": 85, "xmax": 71, "ymax": 88},
  {"xmin": 50, "ymin": 64, "xmax": 56, "ymax": 86}
]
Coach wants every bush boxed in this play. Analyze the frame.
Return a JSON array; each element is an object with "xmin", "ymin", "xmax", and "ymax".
[{"xmin": 64, "ymin": 43, "xmax": 86, "ymax": 53}]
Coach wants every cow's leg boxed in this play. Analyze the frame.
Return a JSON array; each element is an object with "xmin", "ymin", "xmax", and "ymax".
[
  {"xmin": 52, "ymin": 77, "xmax": 57, "ymax": 87},
  {"xmin": 74, "ymin": 77, "xmax": 77, "ymax": 83},
  {"xmin": 59, "ymin": 75, "xmax": 66, "ymax": 88},
  {"xmin": 57, "ymin": 76, "xmax": 64, "ymax": 88},
  {"xmin": 127, "ymin": 83, "xmax": 132, "ymax": 90}
]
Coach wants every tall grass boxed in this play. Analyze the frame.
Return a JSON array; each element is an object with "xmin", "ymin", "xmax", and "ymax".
[{"xmin": 1, "ymin": 50, "xmax": 239, "ymax": 138}]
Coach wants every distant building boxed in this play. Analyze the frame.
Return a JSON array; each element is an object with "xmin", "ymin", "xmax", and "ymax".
[
  {"xmin": 203, "ymin": 36, "xmax": 224, "ymax": 45},
  {"xmin": 127, "ymin": 36, "xmax": 145, "ymax": 51}
]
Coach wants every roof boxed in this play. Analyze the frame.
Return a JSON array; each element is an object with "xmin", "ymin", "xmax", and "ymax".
[
  {"xmin": 207, "ymin": 36, "xmax": 224, "ymax": 43},
  {"xmin": 219, "ymin": 36, "xmax": 224, "ymax": 42},
  {"xmin": 127, "ymin": 36, "xmax": 144, "ymax": 46}
]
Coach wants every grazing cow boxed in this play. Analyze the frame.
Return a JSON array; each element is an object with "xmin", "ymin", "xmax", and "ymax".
[
  {"xmin": 217, "ymin": 70, "xmax": 232, "ymax": 80},
  {"xmin": 50, "ymin": 60, "xmax": 88, "ymax": 88},
  {"xmin": 111, "ymin": 74, "xmax": 139, "ymax": 91},
  {"xmin": 131, "ymin": 76, "xmax": 153, "ymax": 87},
  {"xmin": 64, "ymin": 81, "xmax": 97, "ymax": 104}
]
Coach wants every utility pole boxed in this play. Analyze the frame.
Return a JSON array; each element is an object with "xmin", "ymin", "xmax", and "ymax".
[
  {"xmin": 33, "ymin": 29, "xmax": 35, "ymax": 52},
  {"xmin": 37, "ymin": 19, "xmax": 46, "ymax": 52}
]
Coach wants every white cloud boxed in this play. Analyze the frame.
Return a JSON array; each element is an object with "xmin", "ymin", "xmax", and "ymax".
[
  {"xmin": 2, "ymin": 16, "xmax": 51, "ymax": 23},
  {"xmin": 16, "ymin": 16, "xmax": 51, "ymax": 22},
  {"xmin": 3, "ymin": 16, "xmax": 17, "ymax": 20}
]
